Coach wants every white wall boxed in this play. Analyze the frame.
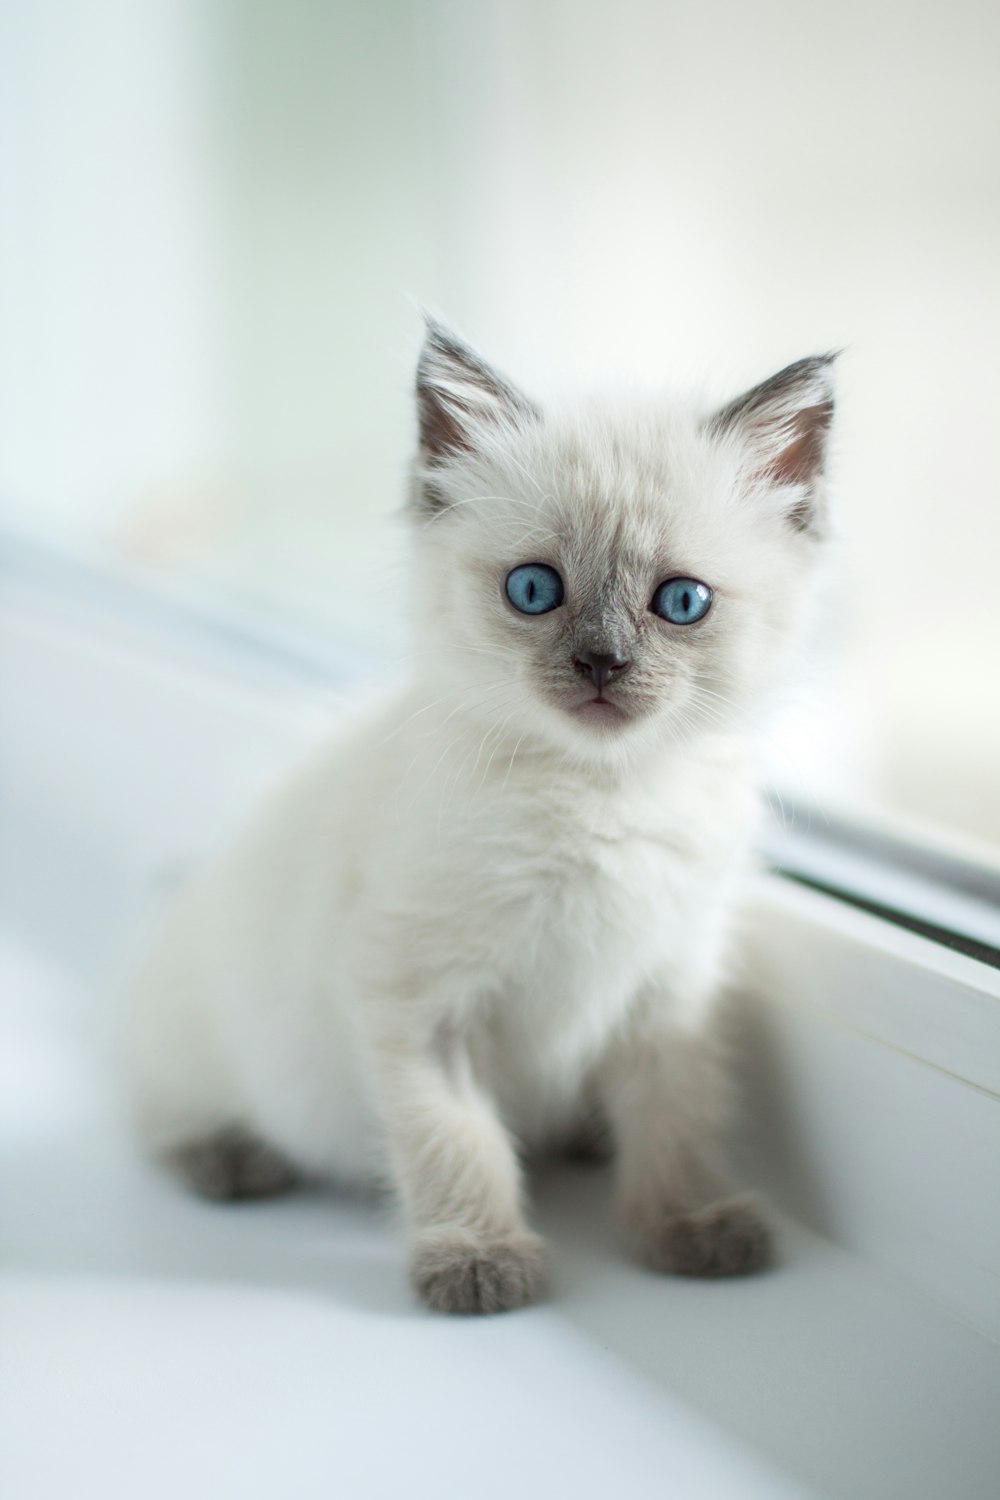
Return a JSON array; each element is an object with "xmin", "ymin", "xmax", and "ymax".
[{"xmin": 0, "ymin": 0, "xmax": 225, "ymax": 546}]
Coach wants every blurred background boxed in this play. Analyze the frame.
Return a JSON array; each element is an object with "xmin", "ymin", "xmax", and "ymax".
[{"xmin": 2, "ymin": 0, "xmax": 999, "ymax": 845}]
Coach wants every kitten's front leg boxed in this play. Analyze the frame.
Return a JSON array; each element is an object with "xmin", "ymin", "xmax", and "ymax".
[
  {"xmin": 371, "ymin": 1029, "xmax": 546, "ymax": 1314},
  {"xmin": 600, "ymin": 999, "xmax": 773, "ymax": 1278}
]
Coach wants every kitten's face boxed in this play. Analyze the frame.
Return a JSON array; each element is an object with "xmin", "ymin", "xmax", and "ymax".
[{"xmin": 411, "ymin": 323, "xmax": 833, "ymax": 765}]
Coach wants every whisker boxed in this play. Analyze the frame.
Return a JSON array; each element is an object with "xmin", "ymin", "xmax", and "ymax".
[
  {"xmin": 437, "ymin": 689, "xmax": 519, "ymax": 822},
  {"xmin": 477, "ymin": 707, "xmax": 521, "ymax": 791},
  {"xmin": 500, "ymin": 728, "xmax": 529, "ymax": 793}
]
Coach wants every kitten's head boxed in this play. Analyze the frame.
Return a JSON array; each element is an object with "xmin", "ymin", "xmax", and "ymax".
[{"xmin": 409, "ymin": 318, "xmax": 835, "ymax": 766}]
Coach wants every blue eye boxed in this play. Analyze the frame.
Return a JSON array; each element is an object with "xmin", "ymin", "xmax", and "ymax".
[
  {"xmin": 651, "ymin": 577, "xmax": 713, "ymax": 625},
  {"xmin": 505, "ymin": 563, "xmax": 564, "ymax": 614}
]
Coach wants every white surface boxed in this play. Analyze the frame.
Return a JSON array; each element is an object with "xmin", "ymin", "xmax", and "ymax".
[
  {"xmin": 740, "ymin": 877, "xmax": 1000, "ymax": 1342},
  {"xmin": 3, "ymin": 924, "xmax": 1000, "ymax": 1500},
  {"xmin": 4, "ymin": 920, "xmax": 1000, "ymax": 1500},
  {"xmin": 3, "ymin": 586, "xmax": 1000, "ymax": 1499}
]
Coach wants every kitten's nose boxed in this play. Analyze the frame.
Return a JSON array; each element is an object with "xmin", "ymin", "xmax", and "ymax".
[{"xmin": 574, "ymin": 650, "xmax": 632, "ymax": 692}]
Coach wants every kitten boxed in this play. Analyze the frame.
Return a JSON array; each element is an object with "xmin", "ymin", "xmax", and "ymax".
[{"xmin": 127, "ymin": 319, "xmax": 835, "ymax": 1313}]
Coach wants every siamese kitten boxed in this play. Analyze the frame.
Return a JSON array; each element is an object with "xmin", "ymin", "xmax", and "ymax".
[{"xmin": 128, "ymin": 320, "xmax": 835, "ymax": 1313}]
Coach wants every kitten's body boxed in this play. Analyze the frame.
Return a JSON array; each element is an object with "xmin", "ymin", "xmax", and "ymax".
[
  {"xmin": 132, "ymin": 688, "xmax": 751, "ymax": 1173},
  {"xmin": 129, "ymin": 326, "xmax": 834, "ymax": 1312}
]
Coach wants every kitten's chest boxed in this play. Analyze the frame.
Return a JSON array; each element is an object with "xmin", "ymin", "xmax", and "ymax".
[
  {"xmin": 478, "ymin": 789, "xmax": 712, "ymax": 1023},
  {"xmin": 512, "ymin": 821, "xmax": 676, "ymax": 968},
  {"xmin": 376, "ymin": 750, "xmax": 751, "ymax": 1024},
  {"xmin": 471, "ymin": 813, "xmax": 694, "ymax": 1137}
]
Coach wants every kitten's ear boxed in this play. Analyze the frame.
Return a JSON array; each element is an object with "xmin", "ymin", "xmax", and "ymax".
[
  {"xmin": 709, "ymin": 354, "xmax": 837, "ymax": 532},
  {"xmin": 416, "ymin": 317, "xmax": 539, "ymax": 466}
]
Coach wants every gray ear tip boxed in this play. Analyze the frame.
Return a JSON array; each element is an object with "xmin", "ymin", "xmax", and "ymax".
[
  {"xmin": 416, "ymin": 312, "xmax": 482, "ymax": 389},
  {"xmin": 806, "ymin": 349, "xmax": 841, "ymax": 393},
  {"xmin": 790, "ymin": 350, "xmax": 839, "ymax": 383},
  {"xmin": 419, "ymin": 309, "xmax": 446, "ymax": 340},
  {"xmin": 765, "ymin": 350, "xmax": 839, "ymax": 411},
  {"xmin": 418, "ymin": 310, "xmax": 463, "ymax": 355}
]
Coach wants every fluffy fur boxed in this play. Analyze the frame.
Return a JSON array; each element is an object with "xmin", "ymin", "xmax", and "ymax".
[{"xmin": 127, "ymin": 320, "xmax": 835, "ymax": 1313}]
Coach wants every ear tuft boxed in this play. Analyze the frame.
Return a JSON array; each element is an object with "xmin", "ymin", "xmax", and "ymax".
[
  {"xmin": 416, "ymin": 317, "xmax": 539, "ymax": 468},
  {"xmin": 709, "ymin": 354, "xmax": 837, "ymax": 532}
]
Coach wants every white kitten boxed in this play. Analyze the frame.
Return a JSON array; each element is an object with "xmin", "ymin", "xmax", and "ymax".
[{"xmin": 127, "ymin": 320, "xmax": 835, "ymax": 1313}]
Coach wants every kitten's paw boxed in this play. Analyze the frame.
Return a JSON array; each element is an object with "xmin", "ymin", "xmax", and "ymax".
[
  {"xmin": 634, "ymin": 1194, "xmax": 774, "ymax": 1278},
  {"xmin": 410, "ymin": 1228, "xmax": 548, "ymax": 1314},
  {"xmin": 168, "ymin": 1127, "xmax": 301, "ymax": 1202}
]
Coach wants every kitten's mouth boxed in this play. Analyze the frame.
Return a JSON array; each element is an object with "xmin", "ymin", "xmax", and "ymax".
[{"xmin": 571, "ymin": 692, "xmax": 630, "ymax": 727}]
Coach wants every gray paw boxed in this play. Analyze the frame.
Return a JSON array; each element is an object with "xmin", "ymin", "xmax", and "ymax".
[
  {"xmin": 637, "ymin": 1194, "xmax": 774, "ymax": 1278},
  {"xmin": 169, "ymin": 1127, "xmax": 301, "ymax": 1202},
  {"xmin": 410, "ymin": 1229, "xmax": 548, "ymax": 1314}
]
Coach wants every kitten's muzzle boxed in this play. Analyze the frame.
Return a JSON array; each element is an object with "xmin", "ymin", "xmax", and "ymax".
[{"xmin": 573, "ymin": 649, "xmax": 632, "ymax": 694}]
